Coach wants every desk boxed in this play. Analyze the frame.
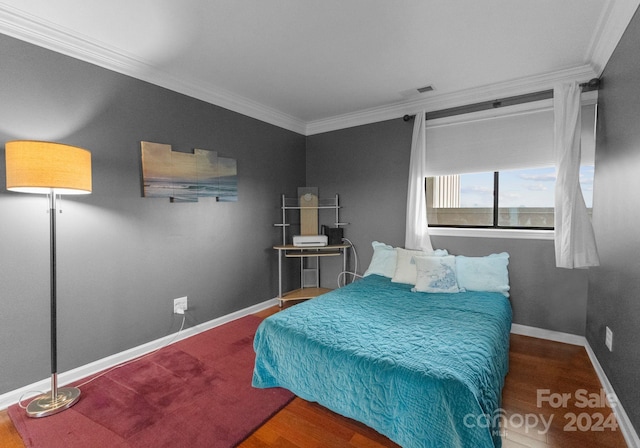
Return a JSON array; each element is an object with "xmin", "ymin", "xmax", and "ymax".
[{"xmin": 273, "ymin": 243, "xmax": 350, "ymax": 306}]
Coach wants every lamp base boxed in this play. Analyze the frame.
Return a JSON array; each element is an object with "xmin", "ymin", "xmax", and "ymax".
[{"xmin": 26, "ymin": 387, "xmax": 81, "ymax": 418}]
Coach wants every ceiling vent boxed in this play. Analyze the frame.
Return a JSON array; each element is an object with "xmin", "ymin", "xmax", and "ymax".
[{"xmin": 417, "ymin": 85, "xmax": 434, "ymax": 94}]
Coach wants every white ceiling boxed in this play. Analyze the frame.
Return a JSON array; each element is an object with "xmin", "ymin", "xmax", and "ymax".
[{"xmin": 0, "ymin": 0, "xmax": 638, "ymax": 135}]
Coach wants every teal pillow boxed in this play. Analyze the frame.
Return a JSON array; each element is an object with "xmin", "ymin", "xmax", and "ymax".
[{"xmin": 456, "ymin": 252, "xmax": 510, "ymax": 297}]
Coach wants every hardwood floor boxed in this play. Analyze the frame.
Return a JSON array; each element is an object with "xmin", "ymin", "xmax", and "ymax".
[
  {"xmin": 500, "ymin": 334, "xmax": 625, "ymax": 448},
  {"xmin": 0, "ymin": 411, "xmax": 24, "ymax": 448},
  {"xmin": 0, "ymin": 304, "xmax": 628, "ymax": 447}
]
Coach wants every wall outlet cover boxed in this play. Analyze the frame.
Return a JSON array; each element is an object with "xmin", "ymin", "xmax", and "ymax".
[{"xmin": 174, "ymin": 296, "xmax": 188, "ymax": 314}]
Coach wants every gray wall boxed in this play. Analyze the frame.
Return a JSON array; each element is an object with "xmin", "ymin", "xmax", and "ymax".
[
  {"xmin": 587, "ymin": 8, "xmax": 640, "ymax": 434},
  {"xmin": 0, "ymin": 34, "xmax": 306, "ymax": 394},
  {"xmin": 4, "ymin": 14, "xmax": 637, "ymax": 429},
  {"xmin": 306, "ymin": 117, "xmax": 589, "ymax": 336}
]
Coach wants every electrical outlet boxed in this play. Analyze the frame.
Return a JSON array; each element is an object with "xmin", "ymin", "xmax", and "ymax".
[
  {"xmin": 174, "ymin": 296, "xmax": 188, "ymax": 314},
  {"xmin": 605, "ymin": 326, "xmax": 613, "ymax": 351}
]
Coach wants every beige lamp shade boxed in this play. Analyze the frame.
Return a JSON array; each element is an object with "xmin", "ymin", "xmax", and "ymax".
[{"xmin": 5, "ymin": 140, "xmax": 92, "ymax": 195}]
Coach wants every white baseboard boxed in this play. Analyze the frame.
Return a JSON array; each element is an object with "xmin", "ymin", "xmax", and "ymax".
[
  {"xmin": 4, "ymin": 310, "xmax": 637, "ymax": 447},
  {"xmin": 511, "ymin": 323, "xmax": 639, "ymax": 447},
  {"xmin": 510, "ymin": 323, "xmax": 586, "ymax": 346},
  {"xmin": 584, "ymin": 341, "xmax": 640, "ymax": 448},
  {"xmin": 0, "ymin": 298, "xmax": 278, "ymax": 411}
]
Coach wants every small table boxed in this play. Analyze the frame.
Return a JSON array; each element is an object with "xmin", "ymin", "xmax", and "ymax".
[{"xmin": 273, "ymin": 243, "xmax": 350, "ymax": 306}]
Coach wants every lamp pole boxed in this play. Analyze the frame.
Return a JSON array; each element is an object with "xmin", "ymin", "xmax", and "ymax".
[
  {"xmin": 25, "ymin": 192, "xmax": 81, "ymax": 417},
  {"xmin": 49, "ymin": 192, "xmax": 59, "ymax": 402}
]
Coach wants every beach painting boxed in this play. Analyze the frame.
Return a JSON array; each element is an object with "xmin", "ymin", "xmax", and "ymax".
[{"xmin": 141, "ymin": 141, "xmax": 238, "ymax": 202}]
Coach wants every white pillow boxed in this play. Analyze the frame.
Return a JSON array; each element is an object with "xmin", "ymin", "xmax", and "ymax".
[
  {"xmin": 413, "ymin": 255, "xmax": 460, "ymax": 293},
  {"xmin": 363, "ymin": 241, "xmax": 397, "ymax": 278},
  {"xmin": 392, "ymin": 247, "xmax": 449, "ymax": 285},
  {"xmin": 456, "ymin": 252, "xmax": 510, "ymax": 297}
]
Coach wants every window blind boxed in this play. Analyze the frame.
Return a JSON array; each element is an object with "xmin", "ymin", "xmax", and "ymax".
[{"xmin": 424, "ymin": 98, "xmax": 596, "ymax": 176}]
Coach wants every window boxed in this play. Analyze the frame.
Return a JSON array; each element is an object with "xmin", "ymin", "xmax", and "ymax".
[
  {"xmin": 422, "ymin": 93, "xmax": 597, "ymax": 231},
  {"xmin": 427, "ymin": 164, "xmax": 594, "ymax": 229}
]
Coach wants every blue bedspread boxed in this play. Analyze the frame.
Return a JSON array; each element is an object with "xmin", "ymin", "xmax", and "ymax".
[{"xmin": 252, "ymin": 274, "xmax": 512, "ymax": 447}]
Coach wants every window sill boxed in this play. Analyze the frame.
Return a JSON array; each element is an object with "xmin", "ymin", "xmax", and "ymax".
[{"xmin": 428, "ymin": 227, "xmax": 554, "ymax": 240}]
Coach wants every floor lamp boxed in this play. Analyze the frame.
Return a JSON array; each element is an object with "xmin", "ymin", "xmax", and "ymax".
[{"xmin": 5, "ymin": 140, "xmax": 92, "ymax": 418}]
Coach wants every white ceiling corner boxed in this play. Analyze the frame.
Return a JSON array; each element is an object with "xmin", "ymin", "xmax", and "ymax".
[
  {"xmin": 0, "ymin": 1, "xmax": 638, "ymax": 137},
  {"xmin": 586, "ymin": 0, "xmax": 640, "ymax": 75},
  {"xmin": 0, "ymin": 3, "xmax": 309, "ymax": 134}
]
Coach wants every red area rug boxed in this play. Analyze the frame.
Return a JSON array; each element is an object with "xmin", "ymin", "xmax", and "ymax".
[{"xmin": 9, "ymin": 315, "xmax": 294, "ymax": 447}]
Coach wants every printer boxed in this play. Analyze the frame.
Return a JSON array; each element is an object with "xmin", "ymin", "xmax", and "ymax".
[{"xmin": 292, "ymin": 234, "xmax": 328, "ymax": 247}]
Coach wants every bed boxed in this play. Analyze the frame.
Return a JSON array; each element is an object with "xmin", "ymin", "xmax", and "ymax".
[{"xmin": 252, "ymin": 254, "xmax": 512, "ymax": 448}]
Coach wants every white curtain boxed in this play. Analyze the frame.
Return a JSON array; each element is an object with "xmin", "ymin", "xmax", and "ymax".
[
  {"xmin": 405, "ymin": 111, "xmax": 433, "ymax": 251},
  {"xmin": 554, "ymin": 83, "xmax": 599, "ymax": 268}
]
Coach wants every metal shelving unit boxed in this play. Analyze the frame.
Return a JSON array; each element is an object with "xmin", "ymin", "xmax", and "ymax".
[{"xmin": 273, "ymin": 193, "xmax": 349, "ymax": 306}]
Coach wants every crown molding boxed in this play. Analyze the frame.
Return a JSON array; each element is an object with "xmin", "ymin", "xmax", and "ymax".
[
  {"xmin": 0, "ymin": 1, "xmax": 637, "ymax": 137},
  {"xmin": 305, "ymin": 65, "xmax": 598, "ymax": 135},
  {"xmin": 587, "ymin": 0, "xmax": 640, "ymax": 75},
  {"xmin": 0, "ymin": 4, "xmax": 307, "ymax": 135},
  {"xmin": 305, "ymin": 0, "xmax": 637, "ymax": 135}
]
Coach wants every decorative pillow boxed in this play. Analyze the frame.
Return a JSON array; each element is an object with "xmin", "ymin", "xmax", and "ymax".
[
  {"xmin": 413, "ymin": 255, "xmax": 460, "ymax": 293},
  {"xmin": 455, "ymin": 252, "xmax": 510, "ymax": 297},
  {"xmin": 391, "ymin": 247, "xmax": 449, "ymax": 285},
  {"xmin": 363, "ymin": 241, "xmax": 397, "ymax": 278}
]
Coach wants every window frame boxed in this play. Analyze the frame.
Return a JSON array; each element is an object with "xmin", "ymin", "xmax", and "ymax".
[
  {"xmin": 427, "ymin": 170, "xmax": 556, "ymax": 231},
  {"xmin": 427, "ymin": 164, "xmax": 594, "ymax": 233}
]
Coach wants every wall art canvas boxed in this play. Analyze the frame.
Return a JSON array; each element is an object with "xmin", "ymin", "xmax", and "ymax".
[
  {"xmin": 141, "ymin": 141, "xmax": 238, "ymax": 202},
  {"xmin": 216, "ymin": 157, "xmax": 238, "ymax": 202}
]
